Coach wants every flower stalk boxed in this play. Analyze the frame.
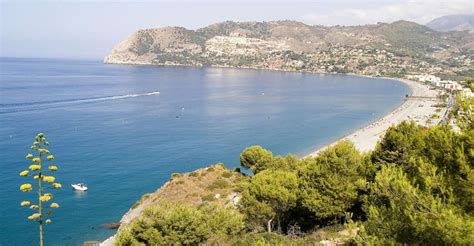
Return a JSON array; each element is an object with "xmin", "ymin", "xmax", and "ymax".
[{"xmin": 19, "ymin": 133, "xmax": 61, "ymax": 246}]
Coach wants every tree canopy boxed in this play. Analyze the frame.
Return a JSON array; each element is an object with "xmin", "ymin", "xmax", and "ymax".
[{"xmin": 239, "ymin": 145, "xmax": 273, "ymax": 174}]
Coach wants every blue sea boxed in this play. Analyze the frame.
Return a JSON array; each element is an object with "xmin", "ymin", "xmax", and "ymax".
[{"xmin": 0, "ymin": 57, "xmax": 409, "ymax": 245}]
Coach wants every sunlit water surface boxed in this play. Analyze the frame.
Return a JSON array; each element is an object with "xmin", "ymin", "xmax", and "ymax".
[{"xmin": 0, "ymin": 58, "xmax": 409, "ymax": 245}]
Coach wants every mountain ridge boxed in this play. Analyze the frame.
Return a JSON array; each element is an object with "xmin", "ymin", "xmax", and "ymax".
[
  {"xmin": 426, "ymin": 14, "xmax": 474, "ymax": 32},
  {"xmin": 105, "ymin": 20, "xmax": 473, "ymax": 79}
]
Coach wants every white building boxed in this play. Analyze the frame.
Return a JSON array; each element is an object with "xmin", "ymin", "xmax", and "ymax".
[
  {"xmin": 408, "ymin": 74, "xmax": 441, "ymax": 83},
  {"xmin": 442, "ymin": 81, "xmax": 463, "ymax": 91},
  {"xmin": 408, "ymin": 74, "xmax": 464, "ymax": 92}
]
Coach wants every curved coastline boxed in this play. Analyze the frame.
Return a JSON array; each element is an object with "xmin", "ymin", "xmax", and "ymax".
[
  {"xmin": 104, "ymin": 61, "xmax": 444, "ymax": 156},
  {"xmin": 305, "ymin": 78, "xmax": 444, "ymax": 156}
]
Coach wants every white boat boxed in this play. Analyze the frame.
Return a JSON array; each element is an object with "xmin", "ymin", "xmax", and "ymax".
[{"xmin": 71, "ymin": 183, "xmax": 88, "ymax": 191}]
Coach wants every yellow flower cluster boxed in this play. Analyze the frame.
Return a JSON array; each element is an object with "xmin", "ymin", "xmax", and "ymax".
[
  {"xmin": 20, "ymin": 201, "xmax": 31, "ymax": 206},
  {"xmin": 32, "ymin": 157, "xmax": 41, "ymax": 163},
  {"xmin": 52, "ymin": 183, "xmax": 62, "ymax": 189},
  {"xmin": 25, "ymin": 154, "xmax": 33, "ymax": 159},
  {"xmin": 28, "ymin": 213, "xmax": 40, "ymax": 220},
  {"xmin": 40, "ymin": 196, "xmax": 50, "ymax": 202},
  {"xmin": 43, "ymin": 176, "xmax": 55, "ymax": 183},
  {"xmin": 20, "ymin": 184, "xmax": 32, "ymax": 192},
  {"xmin": 34, "ymin": 175, "xmax": 40, "ymax": 180},
  {"xmin": 48, "ymin": 165, "xmax": 58, "ymax": 171},
  {"xmin": 29, "ymin": 164, "xmax": 40, "ymax": 171},
  {"xmin": 47, "ymin": 155, "xmax": 54, "ymax": 161},
  {"xmin": 38, "ymin": 148, "xmax": 49, "ymax": 154},
  {"xmin": 39, "ymin": 193, "xmax": 53, "ymax": 202},
  {"xmin": 30, "ymin": 205, "xmax": 39, "ymax": 210},
  {"xmin": 50, "ymin": 203, "xmax": 60, "ymax": 208},
  {"xmin": 45, "ymin": 219, "xmax": 52, "ymax": 224},
  {"xmin": 19, "ymin": 170, "xmax": 29, "ymax": 177}
]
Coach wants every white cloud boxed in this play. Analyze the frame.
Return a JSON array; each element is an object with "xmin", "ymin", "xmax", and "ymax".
[{"xmin": 299, "ymin": 0, "xmax": 473, "ymax": 26}]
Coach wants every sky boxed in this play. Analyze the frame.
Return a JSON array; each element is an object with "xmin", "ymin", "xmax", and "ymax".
[{"xmin": 1, "ymin": 0, "xmax": 472, "ymax": 59}]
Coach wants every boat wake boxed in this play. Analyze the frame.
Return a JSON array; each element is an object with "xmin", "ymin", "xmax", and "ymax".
[{"xmin": 0, "ymin": 91, "xmax": 160, "ymax": 114}]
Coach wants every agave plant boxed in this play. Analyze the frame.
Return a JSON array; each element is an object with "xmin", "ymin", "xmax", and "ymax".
[{"xmin": 19, "ymin": 133, "xmax": 61, "ymax": 246}]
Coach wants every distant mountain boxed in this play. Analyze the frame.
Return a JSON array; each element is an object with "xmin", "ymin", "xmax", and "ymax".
[
  {"xmin": 426, "ymin": 14, "xmax": 474, "ymax": 32},
  {"xmin": 105, "ymin": 20, "xmax": 473, "ymax": 79}
]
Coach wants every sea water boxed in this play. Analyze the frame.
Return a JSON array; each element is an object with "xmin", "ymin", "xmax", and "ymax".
[{"xmin": 0, "ymin": 57, "xmax": 409, "ymax": 245}]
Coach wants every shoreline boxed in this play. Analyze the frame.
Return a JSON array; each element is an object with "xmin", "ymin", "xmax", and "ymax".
[
  {"xmin": 305, "ymin": 78, "xmax": 445, "ymax": 156},
  {"xmin": 105, "ymin": 61, "xmax": 445, "ymax": 156}
]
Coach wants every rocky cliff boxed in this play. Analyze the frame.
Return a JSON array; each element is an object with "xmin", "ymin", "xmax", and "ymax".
[{"xmin": 105, "ymin": 20, "xmax": 473, "ymax": 79}]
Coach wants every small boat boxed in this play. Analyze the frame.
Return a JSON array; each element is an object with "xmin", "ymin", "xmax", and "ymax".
[{"xmin": 71, "ymin": 183, "xmax": 88, "ymax": 191}]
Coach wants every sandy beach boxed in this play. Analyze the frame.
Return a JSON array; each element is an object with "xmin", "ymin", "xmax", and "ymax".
[{"xmin": 306, "ymin": 78, "xmax": 446, "ymax": 156}]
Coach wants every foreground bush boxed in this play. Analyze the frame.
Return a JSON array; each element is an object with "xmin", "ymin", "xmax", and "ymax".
[
  {"xmin": 239, "ymin": 170, "xmax": 299, "ymax": 232},
  {"xmin": 359, "ymin": 165, "xmax": 474, "ymax": 244},
  {"xmin": 298, "ymin": 141, "xmax": 366, "ymax": 223},
  {"xmin": 115, "ymin": 202, "xmax": 244, "ymax": 245}
]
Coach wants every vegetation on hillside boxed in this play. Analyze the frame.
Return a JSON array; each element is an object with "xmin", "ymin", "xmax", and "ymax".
[
  {"xmin": 115, "ymin": 97, "xmax": 473, "ymax": 245},
  {"xmin": 116, "ymin": 202, "xmax": 244, "ymax": 245}
]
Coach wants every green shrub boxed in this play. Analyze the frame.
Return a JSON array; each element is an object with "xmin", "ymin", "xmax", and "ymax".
[
  {"xmin": 207, "ymin": 167, "xmax": 215, "ymax": 172},
  {"xmin": 361, "ymin": 165, "xmax": 474, "ymax": 245},
  {"xmin": 221, "ymin": 171, "xmax": 233, "ymax": 178},
  {"xmin": 115, "ymin": 202, "xmax": 244, "ymax": 245},
  {"xmin": 233, "ymin": 186, "xmax": 244, "ymax": 193},
  {"xmin": 232, "ymin": 232, "xmax": 289, "ymax": 246},
  {"xmin": 240, "ymin": 145, "xmax": 273, "ymax": 174},
  {"xmin": 189, "ymin": 172, "xmax": 199, "ymax": 177},
  {"xmin": 207, "ymin": 179, "xmax": 230, "ymax": 190},
  {"xmin": 298, "ymin": 141, "xmax": 365, "ymax": 222},
  {"xmin": 202, "ymin": 194, "xmax": 217, "ymax": 202},
  {"xmin": 171, "ymin": 173, "xmax": 182, "ymax": 179},
  {"xmin": 239, "ymin": 170, "xmax": 299, "ymax": 232}
]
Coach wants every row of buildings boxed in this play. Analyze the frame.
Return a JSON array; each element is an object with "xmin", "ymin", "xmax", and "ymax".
[{"xmin": 407, "ymin": 74, "xmax": 473, "ymax": 98}]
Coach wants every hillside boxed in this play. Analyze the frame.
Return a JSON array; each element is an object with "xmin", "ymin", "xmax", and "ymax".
[
  {"xmin": 105, "ymin": 20, "xmax": 473, "ymax": 79},
  {"xmin": 101, "ymin": 164, "xmax": 248, "ymax": 245},
  {"xmin": 426, "ymin": 14, "xmax": 474, "ymax": 32}
]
